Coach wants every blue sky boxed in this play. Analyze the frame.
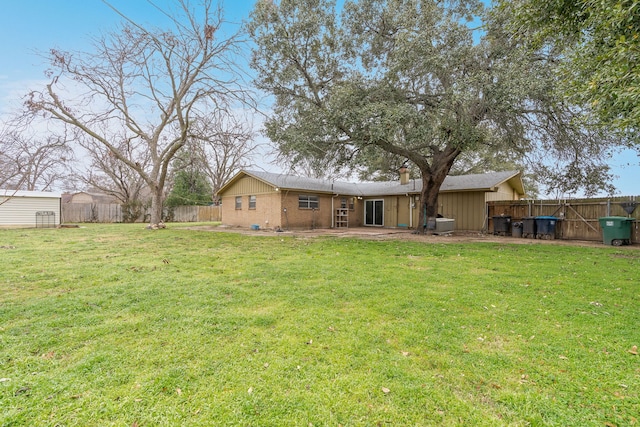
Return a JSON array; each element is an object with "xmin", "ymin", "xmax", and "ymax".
[
  {"xmin": 0, "ymin": 0, "xmax": 257, "ymax": 110},
  {"xmin": 1, "ymin": 0, "xmax": 638, "ymax": 196}
]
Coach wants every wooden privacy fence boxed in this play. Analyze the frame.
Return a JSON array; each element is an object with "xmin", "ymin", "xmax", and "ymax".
[
  {"xmin": 61, "ymin": 203, "xmax": 221, "ymax": 224},
  {"xmin": 487, "ymin": 197, "xmax": 640, "ymax": 243}
]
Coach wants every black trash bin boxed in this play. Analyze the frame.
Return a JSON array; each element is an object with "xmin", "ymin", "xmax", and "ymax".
[
  {"xmin": 493, "ymin": 215, "xmax": 512, "ymax": 236},
  {"xmin": 522, "ymin": 216, "xmax": 536, "ymax": 238},
  {"xmin": 535, "ymin": 216, "xmax": 558, "ymax": 239}
]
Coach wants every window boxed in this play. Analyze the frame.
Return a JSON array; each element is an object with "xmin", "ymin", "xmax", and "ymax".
[
  {"xmin": 298, "ymin": 194, "xmax": 319, "ymax": 209},
  {"xmin": 235, "ymin": 196, "xmax": 242, "ymax": 210},
  {"xmin": 248, "ymin": 195, "xmax": 256, "ymax": 209},
  {"xmin": 341, "ymin": 197, "xmax": 355, "ymax": 211}
]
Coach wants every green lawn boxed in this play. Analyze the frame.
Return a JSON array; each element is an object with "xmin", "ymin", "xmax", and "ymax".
[{"xmin": 1, "ymin": 224, "xmax": 638, "ymax": 426}]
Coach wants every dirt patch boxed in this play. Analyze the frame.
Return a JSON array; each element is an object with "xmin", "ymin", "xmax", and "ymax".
[{"xmin": 182, "ymin": 225, "xmax": 639, "ymax": 250}]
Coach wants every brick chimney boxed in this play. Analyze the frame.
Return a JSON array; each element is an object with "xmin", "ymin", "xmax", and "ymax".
[{"xmin": 399, "ymin": 165, "xmax": 409, "ymax": 185}]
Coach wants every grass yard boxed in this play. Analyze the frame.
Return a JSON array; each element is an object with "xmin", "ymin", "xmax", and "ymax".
[{"xmin": 0, "ymin": 224, "xmax": 638, "ymax": 426}]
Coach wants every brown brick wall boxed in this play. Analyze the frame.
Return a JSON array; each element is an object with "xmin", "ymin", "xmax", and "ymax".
[
  {"xmin": 280, "ymin": 191, "xmax": 334, "ymax": 229},
  {"xmin": 221, "ymin": 192, "xmax": 282, "ymax": 229}
]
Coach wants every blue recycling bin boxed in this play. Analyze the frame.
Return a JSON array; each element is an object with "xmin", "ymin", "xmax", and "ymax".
[{"xmin": 535, "ymin": 216, "xmax": 558, "ymax": 239}]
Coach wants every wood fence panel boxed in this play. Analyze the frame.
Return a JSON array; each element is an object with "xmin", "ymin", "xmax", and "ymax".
[
  {"xmin": 197, "ymin": 205, "xmax": 221, "ymax": 222},
  {"xmin": 62, "ymin": 203, "xmax": 220, "ymax": 224},
  {"xmin": 488, "ymin": 197, "xmax": 639, "ymax": 243}
]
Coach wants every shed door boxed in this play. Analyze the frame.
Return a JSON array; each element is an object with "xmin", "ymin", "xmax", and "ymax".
[{"xmin": 364, "ymin": 199, "xmax": 384, "ymax": 226}]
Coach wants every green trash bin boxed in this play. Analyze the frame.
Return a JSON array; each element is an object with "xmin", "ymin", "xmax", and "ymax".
[{"xmin": 598, "ymin": 216, "xmax": 633, "ymax": 246}]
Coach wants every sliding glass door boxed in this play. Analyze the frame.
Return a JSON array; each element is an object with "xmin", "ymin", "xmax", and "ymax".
[{"xmin": 364, "ymin": 199, "xmax": 384, "ymax": 226}]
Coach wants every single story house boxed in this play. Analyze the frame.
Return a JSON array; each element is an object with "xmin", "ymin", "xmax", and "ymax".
[
  {"xmin": 217, "ymin": 169, "xmax": 525, "ymax": 232},
  {"xmin": 0, "ymin": 190, "xmax": 62, "ymax": 228}
]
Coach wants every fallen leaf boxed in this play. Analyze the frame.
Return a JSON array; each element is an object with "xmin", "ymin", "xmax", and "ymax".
[
  {"xmin": 628, "ymin": 345, "xmax": 638, "ymax": 355},
  {"xmin": 381, "ymin": 387, "xmax": 390, "ymax": 394},
  {"xmin": 41, "ymin": 351, "xmax": 56, "ymax": 360},
  {"xmin": 15, "ymin": 387, "xmax": 30, "ymax": 396}
]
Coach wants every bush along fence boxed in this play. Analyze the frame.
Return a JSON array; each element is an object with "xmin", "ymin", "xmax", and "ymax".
[
  {"xmin": 61, "ymin": 203, "xmax": 221, "ymax": 224},
  {"xmin": 487, "ymin": 197, "xmax": 639, "ymax": 244}
]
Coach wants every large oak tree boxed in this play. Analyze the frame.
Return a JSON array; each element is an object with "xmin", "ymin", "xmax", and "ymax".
[{"xmin": 248, "ymin": 0, "xmax": 621, "ymax": 231}]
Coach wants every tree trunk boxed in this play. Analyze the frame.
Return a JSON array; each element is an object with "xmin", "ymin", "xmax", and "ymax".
[
  {"xmin": 418, "ymin": 175, "xmax": 440, "ymax": 233},
  {"xmin": 416, "ymin": 148, "xmax": 460, "ymax": 234},
  {"xmin": 149, "ymin": 186, "xmax": 164, "ymax": 226}
]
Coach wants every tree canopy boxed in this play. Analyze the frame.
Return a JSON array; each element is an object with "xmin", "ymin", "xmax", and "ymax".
[
  {"xmin": 248, "ymin": 0, "xmax": 620, "ymax": 230},
  {"xmin": 497, "ymin": 0, "xmax": 640, "ymax": 132}
]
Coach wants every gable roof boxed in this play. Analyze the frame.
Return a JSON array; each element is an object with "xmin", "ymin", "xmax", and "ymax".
[{"xmin": 218, "ymin": 170, "xmax": 525, "ymax": 197}]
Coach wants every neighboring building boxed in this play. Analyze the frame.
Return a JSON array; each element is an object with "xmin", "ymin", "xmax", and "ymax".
[
  {"xmin": 63, "ymin": 191, "xmax": 119, "ymax": 204},
  {"xmin": 0, "ymin": 190, "xmax": 62, "ymax": 228},
  {"xmin": 217, "ymin": 169, "xmax": 525, "ymax": 232}
]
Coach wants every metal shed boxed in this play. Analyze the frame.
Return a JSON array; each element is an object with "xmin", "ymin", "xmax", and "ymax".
[{"xmin": 0, "ymin": 190, "xmax": 62, "ymax": 228}]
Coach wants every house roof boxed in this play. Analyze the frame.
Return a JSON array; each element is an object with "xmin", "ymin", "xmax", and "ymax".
[{"xmin": 219, "ymin": 170, "xmax": 525, "ymax": 197}]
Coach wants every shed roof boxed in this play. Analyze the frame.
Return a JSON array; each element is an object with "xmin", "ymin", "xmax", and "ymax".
[
  {"xmin": 1, "ymin": 189, "xmax": 62, "ymax": 199},
  {"xmin": 219, "ymin": 170, "xmax": 525, "ymax": 197}
]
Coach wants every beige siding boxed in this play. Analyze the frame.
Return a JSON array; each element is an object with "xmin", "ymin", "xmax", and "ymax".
[
  {"xmin": 438, "ymin": 191, "xmax": 487, "ymax": 231},
  {"xmin": 0, "ymin": 195, "xmax": 61, "ymax": 227},
  {"xmin": 384, "ymin": 196, "xmax": 398, "ymax": 227},
  {"xmin": 486, "ymin": 182, "xmax": 520, "ymax": 202},
  {"xmin": 222, "ymin": 175, "xmax": 275, "ymax": 196},
  {"xmin": 396, "ymin": 196, "xmax": 411, "ymax": 228}
]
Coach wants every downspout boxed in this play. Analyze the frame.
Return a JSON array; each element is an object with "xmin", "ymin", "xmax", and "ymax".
[
  {"xmin": 330, "ymin": 182, "xmax": 336, "ymax": 229},
  {"xmin": 409, "ymin": 195, "xmax": 413, "ymax": 228}
]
